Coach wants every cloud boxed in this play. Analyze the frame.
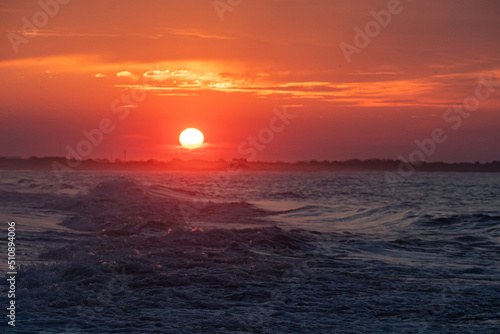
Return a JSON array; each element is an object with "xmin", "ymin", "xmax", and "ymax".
[
  {"xmin": 168, "ymin": 29, "xmax": 235, "ymax": 40},
  {"xmin": 115, "ymin": 67, "xmax": 447, "ymax": 107},
  {"xmin": 117, "ymin": 71, "xmax": 133, "ymax": 78},
  {"xmin": 6, "ymin": 29, "xmax": 121, "ymax": 38}
]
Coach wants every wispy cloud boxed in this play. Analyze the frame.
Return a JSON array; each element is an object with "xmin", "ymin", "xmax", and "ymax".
[
  {"xmin": 6, "ymin": 27, "xmax": 235, "ymax": 41},
  {"xmin": 115, "ymin": 67, "xmax": 447, "ymax": 107},
  {"xmin": 3, "ymin": 54, "xmax": 498, "ymax": 110},
  {"xmin": 7, "ymin": 29, "xmax": 120, "ymax": 38},
  {"xmin": 168, "ymin": 29, "xmax": 235, "ymax": 40},
  {"xmin": 117, "ymin": 71, "xmax": 133, "ymax": 78}
]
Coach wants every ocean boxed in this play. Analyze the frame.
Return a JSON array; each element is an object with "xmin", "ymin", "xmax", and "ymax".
[{"xmin": 0, "ymin": 170, "xmax": 499, "ymax": 333}]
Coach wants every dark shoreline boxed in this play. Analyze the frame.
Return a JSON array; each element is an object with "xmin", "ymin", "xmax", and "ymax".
[{"xmin": 1, "ymin": 156, "xmax": 500, "ymax": 173}]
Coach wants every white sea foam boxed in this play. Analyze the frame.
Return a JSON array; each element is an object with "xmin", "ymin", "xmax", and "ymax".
[{"xmin": 0, "ymin": 171, "xmax": 499, "ymax": 333}]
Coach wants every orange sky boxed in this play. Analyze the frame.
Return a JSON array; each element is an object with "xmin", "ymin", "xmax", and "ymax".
[{"xmin": 1, "ymin": 0, "xmax": 499, "ymax": 162}]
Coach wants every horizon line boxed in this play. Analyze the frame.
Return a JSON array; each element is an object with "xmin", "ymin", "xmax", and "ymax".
[{"xmin": 2, "ymin": 156, "xmax": 500, "ymax": 165}]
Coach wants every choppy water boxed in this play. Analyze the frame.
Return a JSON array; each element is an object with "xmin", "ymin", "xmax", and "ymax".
[{"xmin": 0, "ymin": 170, "xmax": 499, "ymax": 333}]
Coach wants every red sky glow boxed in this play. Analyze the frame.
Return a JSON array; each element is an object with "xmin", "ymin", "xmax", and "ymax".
[{"xmin": 1, "ymin": 0, "xmax": 499, "ymax": 162}]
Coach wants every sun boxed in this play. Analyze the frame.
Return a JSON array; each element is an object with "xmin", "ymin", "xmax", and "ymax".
[{"xmin": 179, "ymin": 128, "xmax": 204, "ymax": 149}]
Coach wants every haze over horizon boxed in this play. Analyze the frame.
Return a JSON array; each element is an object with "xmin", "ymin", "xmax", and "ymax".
[{"xmin": 1, "ymin": 0, "xmax": 499, "ymax": 163}]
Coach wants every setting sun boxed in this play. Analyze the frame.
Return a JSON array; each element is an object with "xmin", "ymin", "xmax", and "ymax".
[
  {"xmin": 1, "ymin": 1, "xmax": 499, "ymax": 332},
  {"xmin": 179, "ymin": 128, "xmax": 204, "ymax": 149}
]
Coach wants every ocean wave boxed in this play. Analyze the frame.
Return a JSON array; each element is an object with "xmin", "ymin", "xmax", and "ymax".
[
  {"xmin": 414, "ymin": 213, "xmax": 500, "ymax": 231},
  {"xmin": 1, "ymin": 172, "xmax": 499, "ymax": 333}
]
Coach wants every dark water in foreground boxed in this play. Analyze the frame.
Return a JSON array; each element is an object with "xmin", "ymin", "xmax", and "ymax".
[{"xmin": 0, "ymin": 171, "xmax": 499, "ymax": 333}]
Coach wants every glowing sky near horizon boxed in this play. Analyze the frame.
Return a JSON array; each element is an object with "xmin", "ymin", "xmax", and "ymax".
[{"xmin": 0, "ymin": 0, "xmax": 499, "ymax": 162}]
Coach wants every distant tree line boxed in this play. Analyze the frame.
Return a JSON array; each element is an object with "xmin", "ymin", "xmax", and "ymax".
[{"xmin": 0, "ymin": 156, "xmax": 500, "ymax": 172}]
